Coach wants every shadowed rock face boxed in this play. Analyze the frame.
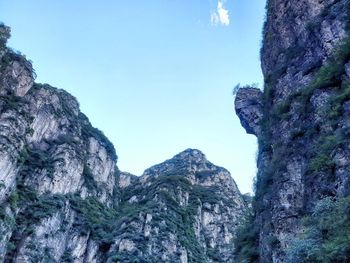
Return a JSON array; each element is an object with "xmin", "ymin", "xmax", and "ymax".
[
  {"xmin": 235, "ymin": 87, "xmax": 263, "ymax": 136},
  {"xmin": 261, "ymin": 0, "xmax": 348, "ymax": 102},
  {"xmin": 235, "ymin": 0, "xmax": 350, "ymax": 262},
  {"xmin": 0, "ymin": 25, "xmax": 247, "ymax": 263}
]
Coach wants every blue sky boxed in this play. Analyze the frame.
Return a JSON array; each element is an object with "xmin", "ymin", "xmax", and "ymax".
[{"xmin": 0, "ymin": 0, "xmax": 266, "ymax": 194}]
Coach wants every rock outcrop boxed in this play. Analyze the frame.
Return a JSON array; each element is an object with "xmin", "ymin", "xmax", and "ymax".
[
  {"xmin": 113, "ymin": 149, "xmax": 247, "ymax": 263},
  {"xmin": 235, "ymin": 1, "xmax": 350, "ymax": 262},
  {"xmin": 0, "ymin": 24, "xmax": 247, "ymax": 263},
  {"xmin": 235, "ymin": 87, "xmax": 263, "ymax": 136}
]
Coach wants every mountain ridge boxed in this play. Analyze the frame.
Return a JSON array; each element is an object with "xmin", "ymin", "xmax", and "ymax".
[{"xmin": 0, "ymin": 24, "xmax": 247, "ymax": 262}]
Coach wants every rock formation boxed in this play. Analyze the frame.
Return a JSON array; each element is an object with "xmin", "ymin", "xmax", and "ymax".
[
  {"xmin": 0, "ymin": 24, "xmax": 247, "ymax": 263},
  {"xmin": 113, "ymin": 149, "xmax": 247, "ymax": 263},
  {"xmin": 235, "ymin": 0, "xmax": 350, "ymax": 262},
  {"xmin": 3, "ymin": 0, "xmax": 349, "ymax": 261}
]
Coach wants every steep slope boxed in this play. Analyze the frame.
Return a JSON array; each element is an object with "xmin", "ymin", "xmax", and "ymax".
[
  {"xmin": 0, "ymin": 24, "xmax": 118, "ymax": 263},
  {"xmin": 112, "ymin": 149, "xmax": 247, "ymax": 262},
  {"xmin": 0, "ymin": 24, "xmax": 247, "ymax": 263},
  {"xmin": 235, "ymin": 1, "xmax": 350, "ymax": 262}
]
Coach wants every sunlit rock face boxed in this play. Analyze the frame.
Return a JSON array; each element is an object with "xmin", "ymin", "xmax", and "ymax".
[
  {"xmin": 117, "ymin": 148, "xmax": 247, "ymax": 263},
  {"xmin": 0, "ymin": 25, "xmax": 248, "ymax": 263},
  {"xmin": 261, "ymin": 0, "xmax": 348, "ymax": 103},
  {"xmin": 235, "ymin": 0, "xmax": 350, "ymax": 262}
]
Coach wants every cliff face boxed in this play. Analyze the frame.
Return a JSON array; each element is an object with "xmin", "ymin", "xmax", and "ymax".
[
  {"xmin": 235, "ymin": 0, "xmax": 350, "ymax": 262},
  {"xmin": 114, "ymin": 149, "xmax": 247, "ymax": 263},
  {"xmin": 0, "ymin": 24, "xmax": 118, "ymax": 263},
  {"xmin": 0, "ymin": 24, "xmax": 247, "ymax": 263}
]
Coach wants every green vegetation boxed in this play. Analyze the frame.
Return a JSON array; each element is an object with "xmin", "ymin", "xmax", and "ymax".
[
  {"xmin": 256, "ymin": 22, "xmax": 350, "ymax": 200},
  {"xmin": 0, "ymin": 23, "xmax": 10, "ymax": 51},
  {"xmin": 289, "ymin": 33, "xmax": 350, "ymax": 116},
  {"xmin": 5, "ymin": 187, "xmax": 65, "ymax": 261},
  {"xmin": 109, "ymin": 252, "xmax": 150, "ymax": 263},
  {"xmin": 263, "ymin": 42, "xmax": 305, "ymax": 88},
  {"xmin": 4, "ymin": 145, "xmax": 65, "ymax": 261},
  {"xmin": 262, "ymin": 15, "xmax": 350, "ymax": 120},
  {"xmin": 329, "ymin": 84, "xmax": 350, "ymax": 118},
  {"xmin": 53, "ymin": 134, "xmax": 78, "ymax": 146},
  {"xmin": 234, "ymin": 213, "xmax": 259, "ymax": 263},
  {"xmin": 289, "ymin": 129, "xmax": 305, "ymax": 140},
  {"xmin": 61, "ymin": 250, "xmax": 74, "ymax": 263},
  {"xmin": 0, "ymin": 22, "xmax": 237, "ymax": 263},
  {"xmin": 69, "ymin": 195, "xmax": 118, "ymax": 247},
  {"xmin": 310, "ymin": 154, "xmax": 335, "ymax": 173},
  {"xmin": 19, "ymin": 147, "xmax": 55, "ymax": 178},
  {"xmin": 82, "ymin": 164, "xmax": 98, "ymax": 190},
  {"xmin": 272, "ymin": 101, "xmax": 290, "ymax": 119},
  {"xmin": 247, "ymin": 5, "xmax": 350, "ymax": 261},
  {"xmin": 306, "ymin": 21, "xmax": 319, "ymax": 33},
  {"xmin": 79, "ymin": 112, "xmax": 117, "ymax": 160},
  {"xmin": 8, "ymin": 191, "xmax": 19, "ymax": 209},
  {"xmin": 117, "ymin": 175, "xmax": 214, "ymax": 262},
  {"xmin": 232, "ymin": 83, "xmax": 259, "ymax": 96},
  {"xmin": 0, "ymin": 47, "xmax": 34, "ymax": 76},
  {"xmin": 286, "ymin": 197, "xmax": 350, "ymax": 263},
  {"xmin": 0, "ymin": 173, "xmax": 218, "ymax": 262},
  {"xmin": 0, "ymin": 94, "xmax": 26, "ymax": 114}
]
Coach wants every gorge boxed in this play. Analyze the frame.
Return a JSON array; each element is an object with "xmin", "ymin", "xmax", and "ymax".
[{"xmin": 1, "ymin": 0, "xmax": 350, "ymax": 262}]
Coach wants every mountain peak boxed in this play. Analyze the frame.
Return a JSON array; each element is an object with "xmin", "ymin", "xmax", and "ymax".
[
  {"xmin": 142, "ymin": 148, "xmax": 227, "ymax": 180},
  {"xmin": 172, "ymin": 148, "xmax": 207, "ymax": 162}
]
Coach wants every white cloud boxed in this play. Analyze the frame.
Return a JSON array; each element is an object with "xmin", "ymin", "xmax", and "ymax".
[{"xmin": 210, "ymin": 0, "xmax": 230, "ymax": 26}]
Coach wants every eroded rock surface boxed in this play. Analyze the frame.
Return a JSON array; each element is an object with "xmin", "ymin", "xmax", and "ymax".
[
  {"xmin": 235, "ymin": 87, "xmax": 263, "ymax": 136},
  {"xmin": 235, "ymin": 0, "xmax": 350, "ymax": 262},
  {"xmin": 0, "ymin": 25, "xmax": 247, "ymax": 263},
  {"xmin": 111, "ymin": 149, "xmax": 247, "ymax": 263}
]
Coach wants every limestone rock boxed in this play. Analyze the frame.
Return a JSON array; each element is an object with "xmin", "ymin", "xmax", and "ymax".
[
  {"xmin": 0, "ymin": 25, "xmax": 247, "ymax": 263},
  {"xmin": 235, "ymin": 87, "xmax": 263, "ymax": 136},
  {"xmin": 235, "ymin": 1, "xmax": 350, "ymax": 262}
]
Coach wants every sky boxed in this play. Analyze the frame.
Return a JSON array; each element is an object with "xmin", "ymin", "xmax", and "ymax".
[{"xmin": 0, "ymin": 0, "xmax": 266, "ymax": 194}]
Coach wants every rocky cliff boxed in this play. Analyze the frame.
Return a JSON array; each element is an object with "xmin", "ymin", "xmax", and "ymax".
[
  {"xmin": 0, "ymin": 24, "xmax": 247, "ymax": 263},
  {"xmin": 235, "ymin": 0, "xmax": 350, "ymax": 262},
  {"xmin": 114, "ymin": 149, "xmax": 247, "ymax": 263}
]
